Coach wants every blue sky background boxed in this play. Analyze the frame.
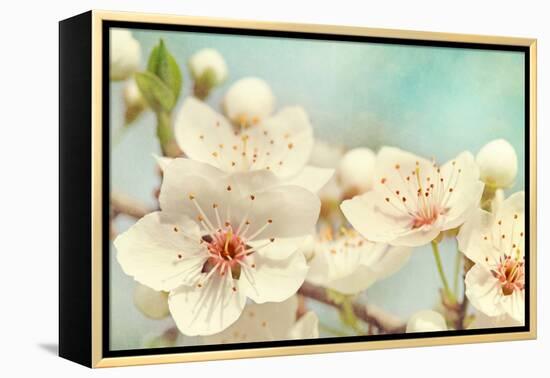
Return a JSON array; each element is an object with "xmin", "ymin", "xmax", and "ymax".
[{"xmin": 109, "ymin": 28, "xmax": 525, "ymax": 350}]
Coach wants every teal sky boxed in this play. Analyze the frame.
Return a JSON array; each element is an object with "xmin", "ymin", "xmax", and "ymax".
[
  {"xmin": 131, "ymin": 28, "xmax": 525, "ymax": 189},
  {"xmin": 109, "ymin": 28, "xmax": 525, "ymax": 350}
]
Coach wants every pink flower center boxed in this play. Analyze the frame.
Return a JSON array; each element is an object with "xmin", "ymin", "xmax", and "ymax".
[
  {"xmin": 379, "ymin": 160, "xmax": 460, "ymax": 229},
  {"xmin": 201, "ymin": 227, "xmax": 249, "ymax": 279},
  {"xmin": 491, "ymin": 256, "xmax": 525, "ymax": 296}
]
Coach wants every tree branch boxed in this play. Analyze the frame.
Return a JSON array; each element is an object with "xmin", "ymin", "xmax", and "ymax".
[
  {"xmin": 298, "ymin": 282, "xmax": 406, "ymax": 334},
  {"xmin": 111, "ymin": 191, "xmax": 151, "ymax": 219}
]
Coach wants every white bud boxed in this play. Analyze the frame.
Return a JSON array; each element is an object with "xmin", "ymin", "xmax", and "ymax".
[
  {"xmin": 110, "ymin": 29, "xmax": 141, "ymax": 81},
  {"xmin": 189, "ymin": 48, "xmax": 228, "ymax": 85},
  {"xmin": 123, "ymin": 80, "xmax": 147, "ymax": 125},
  {"xmin": 476, "ymin": 139, "xmax": 518, "ymax": 188},
  {"xmin": 297, "ymin": 234, "xmax": 316, "ymax": 261},
  {"xmin": 133, "ymin": 283, "xmax": 170, "ymax": 319},
  {"xmin": 309, "ymin": 139, "xmax": 345, "ymax": 169},
  {"xmin": 338, "ymin": 147, "xmax": 376, "ymax": 194},
  {"xmin": 124, "ymin": 80, "xmax": 145, "ymax": 108},
  {"xmin": 223, "ymin": 77, "xmax": 275, "ymax": 125},
  {"xmin": 406, "ymin": 310, "xmax": 447, "ymax": 333}
]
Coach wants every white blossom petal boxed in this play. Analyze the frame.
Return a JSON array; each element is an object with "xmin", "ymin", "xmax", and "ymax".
[
  {"xmin": 289, "ymin": 312, "xmax": 319, "ymax": 339},
  {"xmin": 464, "ymin": 264, "xmax": 503, "ymax": 318},
  {"xmin": 253, "ymin": 106, "xmax": 314, "ymax": 178},
  {"xmin": 438, "ymin": 152, "xmax": 484, "ymax": 229},
  {"xmin": 406, "ymin": 310, "xmax": 447, "ymax": 333},
  {"xmin": 174, "ymin": 97, "xmax": 236, "ymax": 170},
  {"xmin": 248, "ymin": 236, "xmax": 308, "ymax": 260},
  {"xmin": 114, "ymin": 211, "xmax": 207, "ymax": 291},
  {"xmin": 239, "ymin": 252, "xmax": 308, "ymax": 303},
  {"xmin": 202, "ymin": 296, "xmax": 298, "ymax": 344},
  {"xmin": 285, "ymin": 166, "xmax": 334, "ymax": 193},
  {"xmin": 133, "ymin": 283, "xmax": 170, "ymax": 319},
  {"xmin": 174, "ymin": 97, "xmax": 314, "ymax": 179},
  {"xmin": 457, "ymin": 209, "xmax": 498, "ymax": 265},
  {"xmin": 169, "ymin": 273, "xmax": 247, "ymax": 336}
]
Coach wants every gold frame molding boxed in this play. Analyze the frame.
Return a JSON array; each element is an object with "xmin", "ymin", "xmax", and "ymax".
[{"xmin": 90, "ymin": 10, "xmax": 537, "ymax": 368}]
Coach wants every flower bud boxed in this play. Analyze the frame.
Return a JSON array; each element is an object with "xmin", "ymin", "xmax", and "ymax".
[
  {"xmin": 123, "ymin": 80, "xmax": 147, "ymax": 125},
  {"xmin": 476, "ymin": 139, "xmax": 518, "ymax": 189},
  {"xmin": 338, "ymin": 147, "xmax": 376, "ymax": 196},
  {"xmin": 223, "ymin": 77, "xmax": 275, "ymax": 126},
  {"xmin": 110, "ymin": 29, "xmax": 141, "ymax": 81},
  {"xmin": 406, "ymin": 310, "xmax": 447, "ymax": 333},
  {"xmin": 310, "ymin": 140, "xmax": 345, "ymax": 169},
  {"xmin": 133, "ymin": 283, "xmax": 170, "ymax": 319},
  {"xmin": 189, "ymin": 48, "xmax": 228, "ymax": 86}
]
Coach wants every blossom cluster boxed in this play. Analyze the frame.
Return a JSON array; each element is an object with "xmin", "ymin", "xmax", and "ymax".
[{"xmin": 110, "ymin": 33, "xmax": 526, "ymax": 343}]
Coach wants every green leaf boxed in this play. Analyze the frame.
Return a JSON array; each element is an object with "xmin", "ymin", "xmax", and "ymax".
[
  {"xmin": 147, "ymin": 39, "xmax": 182, "ymax": 102},
  {"xmin": 134, "ymin": 71, "xmax": 176, "ymax": 113}
]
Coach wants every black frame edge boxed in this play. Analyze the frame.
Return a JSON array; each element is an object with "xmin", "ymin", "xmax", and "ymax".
[{"xmin": 59, "ymin": 10, "xmax": 93, "ymax": 368}]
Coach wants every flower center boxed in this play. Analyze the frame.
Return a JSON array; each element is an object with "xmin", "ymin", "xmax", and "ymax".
[
  {"xmin": 492, "ymin": 256, "xmax": 525, "ymax": 296},
  {"xmin": 184, "ymin": 191, "xmax": 276, "ymax": 288},
  {"xmin": 380, "ymin": 160, "xmax": 461, "ymax": 229},
  {"xmin": 201, "ymin": 226, "xmax": 248, "ymax": 279}
]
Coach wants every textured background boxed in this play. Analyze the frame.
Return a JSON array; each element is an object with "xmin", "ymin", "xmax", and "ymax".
[{"xmin": 109, "ymin": 27, "xmax": 525, "ymax": 349}]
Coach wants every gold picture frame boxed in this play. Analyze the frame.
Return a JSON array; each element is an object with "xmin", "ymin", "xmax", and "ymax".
[{"xmin": 59, "ymin": 10, "xmax": 537, "ymax": 368}]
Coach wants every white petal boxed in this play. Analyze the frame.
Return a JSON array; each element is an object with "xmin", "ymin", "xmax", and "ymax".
[
  {"xmin": 174, "ymin": 97, "xmax": 236, "ymax": 169},
  {"xmin": 114, "ymin": 212, "xmax": 207, "ymax": 291},
  {"xmin": 289, "ymin": 312, "xmax": 319, "ymax": 339},
  {"xmin": 248, "ymin": 236, "xmax": 307, "ymax": 260},
  {"xmin": 327, "ymin": 265, "xmax": 378, "ymax": 295},
  {"xmin": 243, "ymin": 185, "xmax": 320, "ymax": 240},
  {"xmin": 362, "ymin": 244, "xmax": 412, "ymax": 281},
  {"xmin": 239, "ymin": 252, "xmax": 308, "ymax": 303},
  {"xmin": 169, "ymin": 274, "xmax": 246, "ymax": 336},
  {"xmin": 202, "ymin": 296, "xmax": 298, "ymax": 344},
  {"xmin": 133, "ymin": 283, "xmax": 170, "ymax": 319},
  {"xmin": 306, "ymin": 243, "xmax": 331, "ymax": 287},
  {"xmin": 465, "ymin": 264, "xmax": 504, "ymax": 318},
  {"xmin": 406, "ymin": 310, "xmax": 447, "ymax": 333},
  {"xmin": 285, "ymin": 166, "xmax": 334, "ymax": 193},
  {"xmin": 439, "ymin": 151, "xmax": 484, "ymax": 229},
  {"xmin": 376, "ymin": 146, "xmax": 433, "ymax": 183},
  {"xmin": 252, "ymin": 106, "xmax": 314, "ymax": 178},
  {"xmin": 309, "ymin": 139, "xmax": 345, "ymax": 169},
  {"xmin": 493, "ymin": 191, "xmax": 525, "ymax": 258},
  {"xmin": 457, "ymin": 209, "xmax": 499, "ymax": 265},
  {"xmin": 341, "ymin": 192, "xmax": 438, "ymax": 247},
  {"xmin": 159, "ymin": 159, "xmax": 319, "ymax": 241},
  {"xmin": 499, "ymin": 289, "xmax": 525, "ymax": 324}
]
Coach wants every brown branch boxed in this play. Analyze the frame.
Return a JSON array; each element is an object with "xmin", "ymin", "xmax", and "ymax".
[
  {"xmin": 298, "ymin": 282, "xmax": 406, "ymax": 334},
  {"xmin": 111, "ymin": 191, "xmax": 151, "ymax": 219}
]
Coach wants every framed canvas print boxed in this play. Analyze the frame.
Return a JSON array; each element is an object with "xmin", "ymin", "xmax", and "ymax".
[{"xmin": 59, "ymin": 10, "xmax": 537, "ymax": 368}]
